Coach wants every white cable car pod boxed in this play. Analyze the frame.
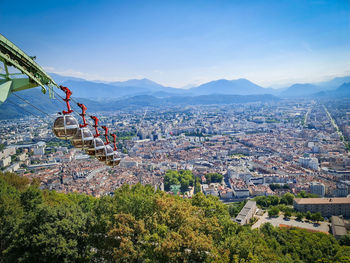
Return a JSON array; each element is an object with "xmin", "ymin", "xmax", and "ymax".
[
  {"xmin": 53, "ymin": 115, "xmax": 79, "ymax": 139},
  {"xmin": 71, "ymin": 127, "xmax": 94, "ymax": 149},
  {"xmin": 86, "ymin": 137, "xmax": 105, "ymax": 157},
  {"xmin": 106, "ymin": 151, "xmax": 121, "ymax": 166},
  {"xmin": 85, "ymin": 116, "xmax": 106, "ymax": 157},
  {"xmin": 105, "ymin": 133, "xmax": 121, "ymax": 166},
  {"xmin": 52, "ymin": 86, "xmax": 79, "ymax": 140},
  {"xmin": 98, "ymin": 144, "xmax": 114, "ymax": 162}
]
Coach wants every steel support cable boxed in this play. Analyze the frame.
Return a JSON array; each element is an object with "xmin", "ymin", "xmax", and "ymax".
[
  {"xmin": 39, "ymin": 86, "xmax": 66, "ymax": 109},
  {"xmin": 12, "ymin": 92, "xmax": 50, "ymax": 117},
  {"xmin": 6, "ymin": 98, "xmax": 48, "ymax": 123}
]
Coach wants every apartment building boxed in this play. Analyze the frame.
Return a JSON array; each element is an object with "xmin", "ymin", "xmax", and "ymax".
[
  {"xmin": 294, "ymin": 197, "xmax": 350, "ymax": 217},
  {"xmin": 235, "ymin": 200, "xmax": 257, "ymax": 225}
]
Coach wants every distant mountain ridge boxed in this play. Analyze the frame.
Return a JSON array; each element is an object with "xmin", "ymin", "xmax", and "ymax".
[
  {"xmin": 189, "ymin": 79, "xmax": 269, "ymax": 95},
  {"xmin": 314, "ymin": 82, "xmax": 350, "ymax": 98},
  {"xmin": 0, "ymin": 89, "xmax": 279, "ymax": 119},
  {"xmin": 110, "ymin": 78, "xmax": 164, "ymax": 90},
  {"xmin": 2, "ymin": 73, "xmax": 350, "ymax": 119},
  {"xmin": 280, "ymin": 83, "xmax": 320, "ymax": 97},
  {"xmin": 316, "ymin": 76, "xmax": 350, "ymax": 89},
  {"xmin": 47, "ymin": 73, "xmax": 350, "ymax": 99}
]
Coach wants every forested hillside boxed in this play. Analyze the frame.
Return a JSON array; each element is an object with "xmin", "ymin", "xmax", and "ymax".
[{"xmin": 1, "ymin": 172, "xmax": 350, "ymax": 263}]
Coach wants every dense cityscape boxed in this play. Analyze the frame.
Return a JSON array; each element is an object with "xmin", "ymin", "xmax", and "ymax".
[{"xmin": 2, "ymin": 99, "xmax": 350, "ymax": 209}]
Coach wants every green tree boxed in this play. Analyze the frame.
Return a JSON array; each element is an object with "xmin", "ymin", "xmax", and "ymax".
[
  {"xmin": 269, "ymin": 195, "xmax": 280, "ymax": 206},
  {"xmin": 0, "ymin": 174, "xmax": 24, "ymax": 258},
  {"xmin": 164, "ymin": 170, "xmax": 194, "ymax": 192},
  {"xmin": 180, "ymin": 179, "xmax": 189, "ymax": 193},
  {"xmin": 169, "ymin": 177, "xmax": 180, "ymax": 186},
  {"xmin": 228, "ymin": 205, "xmax": 239, "ymax": 218},
  {"xmin": 306, "ymin": 211, "xmax": 312, "ymax": 220},
  {"xmin": 4, "ymin": 200, "xmax": 92, "ymax": 262},
  {"xmin": 20, "ymin": 185, "xmax": 43, "ymax": 212},
  {"xmin": 280, "ymin": 193, "xmax": 294, "ymax": 205},
  {"xmin": 191, "ymin": 192, "xmax": 228, "ymax": 218},
  {"xmin": 284, "ymin": 210, "xmax": 292, "ymax": 219},
  {"xmin": 268, "ymin": 207, "xmax": 279, "ymax": 217},
  {"xmin": 311, "ymin": 212, "xmax": 323, "ymax": 223},
  {"xmin": 107, "ymin": 213, "xmax": 146, "ymax": 262},
  {"xmin": 194, "ymin": 177, "xmax": 201, "ymax": 194},
  {"xmin": 1, "ymin": 172, "xmax": 30, "ymax": 191},
  {"xmin": 296, "ymin": 212, "xmax": 304, "ymax": 221},
  {"xmin": 228, "ymin": 201, "xmax": 246, "ymax": 218},
  {"xmin": 296, "ymin": 190, "xmax": 318, "ymax": 198},
  {"xmin": 339, "ymin": 235, "xmax": 350, "ymax": 246},
  {"xmin": 205, "ymin": 173, "xmax": 223, "ymax": 183}
]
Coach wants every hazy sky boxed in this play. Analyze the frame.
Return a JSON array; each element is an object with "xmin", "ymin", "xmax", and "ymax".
[{"xmin": 1, "ymin": 0, "xmax": 349, "ymax": 88}]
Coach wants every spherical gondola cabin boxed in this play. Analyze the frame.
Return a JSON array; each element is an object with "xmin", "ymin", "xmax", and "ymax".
[
  {"xmin": 52, "ymin": 86, "xmax": 79, "ymax": 140},
  {"xmin": 71, "ymin": 127, "xmax": 94, "ymax": 149},
  {"xmin": 106, "ymin": 133, "xmax": 121, "ymax": 166},
  {"xmin": 53, "ymin": 114, "xmax": 79, "ymax": 139},
  {"xmin": 98, "ymin": 144, "xmax": 114, "ymax": 162},
  {"xmin": 86, "ymin": 137, "xmax": 105, "ymax": 157},
  {"xmin": 106, "ymin": 151, "xmax": 121, "ymax": 166},
  {"xmin": 85, "ymin": 116, "xmax": 106, "ymax": 157}
]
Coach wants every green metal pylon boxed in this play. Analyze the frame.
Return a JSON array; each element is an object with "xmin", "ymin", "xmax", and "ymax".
[{"xmin": 0, "ymin": 33, "xmax": 58, "ymax": 105}]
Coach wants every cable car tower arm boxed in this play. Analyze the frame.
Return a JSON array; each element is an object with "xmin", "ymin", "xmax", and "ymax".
[{"xmin": 0, "ymin": 33, "xmax": 58, "ymax": 104}]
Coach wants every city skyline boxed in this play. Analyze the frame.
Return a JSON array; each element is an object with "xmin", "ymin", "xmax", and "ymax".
[{"xmin": 1, "ymin": 0, "xmax": 349, "ymax": 88}]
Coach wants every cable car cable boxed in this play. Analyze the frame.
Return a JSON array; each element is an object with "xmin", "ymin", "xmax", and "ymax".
[
  {"xmin": 6, "ymin": 99, "xmax": 47, "ymax": 121},
  {"xmin": 12, "ymin": 93, "xmax": 50, "ymax": 117}
]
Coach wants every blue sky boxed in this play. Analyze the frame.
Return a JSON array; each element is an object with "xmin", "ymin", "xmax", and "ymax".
[{"xmin": 1, "ymin": 0, "xmax": 349, "ymax": 88}]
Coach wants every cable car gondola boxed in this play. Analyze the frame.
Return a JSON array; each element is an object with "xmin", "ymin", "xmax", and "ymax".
[
  {"xmin": 99, "ymin": 126, "xmax": 115, "ymax": 163},
  {"xmin": 85, "ymin": 116, "xmax": 105, "ymax": 157},
  {"xmin": 107, "ymin": 133, "xmax": 121, "ymax": 166},
  {"xmin": 71, "ymin": 127, "xmax": 94, "ymax": 150},
  {"xmin": 71, "ymin": 103, "xmax": 94, "ymax": 149},
  {"xmin": 53, "ymin": 86, "xmax": 79, "ymax": 139}
]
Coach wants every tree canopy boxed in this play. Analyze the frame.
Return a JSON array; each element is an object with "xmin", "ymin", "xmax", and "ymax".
[
  {"xmin": 164, "ymin": 170, "xmax": 194, "ymax": 193},
  {"xmin": 1, "ymin": 172, "xmax": 349, "ymax": 263},
  {"xmin": 204, "ymin": 173, "xmax": 224, "ymax": 183}
]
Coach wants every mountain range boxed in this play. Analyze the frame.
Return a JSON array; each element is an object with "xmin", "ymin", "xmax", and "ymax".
[
  {"xmin": 50, "ymin": 73, "xmax": 350, "ymax": 99},
  {"xmin": 1, "ymin": 73, "xmax": 349, "ymax": 119},
  {"xmin": 0, "ymin": 89, "xmax": 279, "ymax": 119}
]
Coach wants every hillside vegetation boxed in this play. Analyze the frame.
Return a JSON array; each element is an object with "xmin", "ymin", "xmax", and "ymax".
[{"xmin": 1, "ymin": 172, "xmax": 349, "ymax": 263}]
